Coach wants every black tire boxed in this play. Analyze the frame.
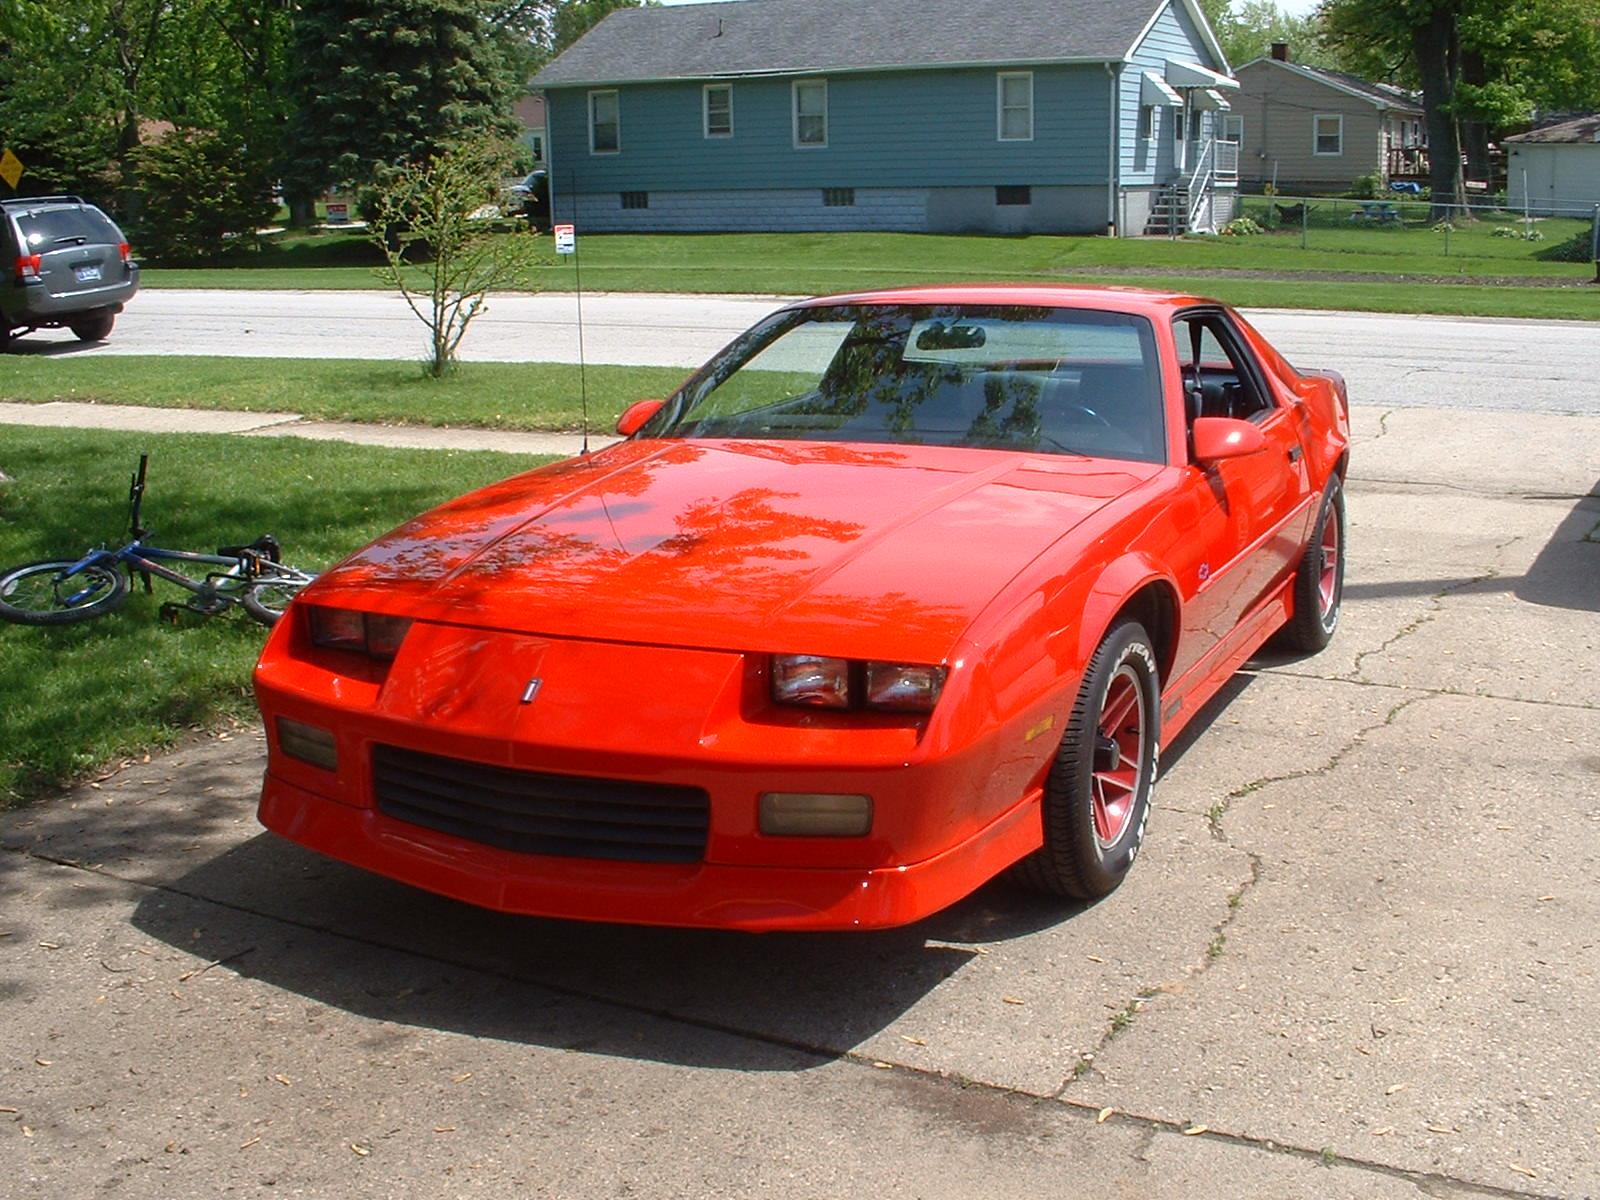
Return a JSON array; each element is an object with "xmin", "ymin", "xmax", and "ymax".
[
  {"xmin": 69, "ymin": 313, "xmax": 115, "ymax": 342},
  {"xmin": 0, "ymin": 559, "xmax": 130, "ymax": 625},
  {"xmin": 1011, "ymin": 621, "xmax": 1160, "ymax": 900},
  {"xmin": 1276, "ymin": 478, "xmax": 1345, "ymax": 653},
  {"xmin": 242, "ymin": 574, "xmax": 311, "ymax": 626}
]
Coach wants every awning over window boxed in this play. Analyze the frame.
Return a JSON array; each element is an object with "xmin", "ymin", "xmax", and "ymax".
[
  {"xmin": 1141, "ymin": 71, "xmax": 1183, "ymax": 107},
  {"xmin": 1165, "ymin": 60, "xmax": 1240, "ymax": 90},
  {"xmin": 1196, "ymin": 88, "xmax": 1232, "ymax": 111}
]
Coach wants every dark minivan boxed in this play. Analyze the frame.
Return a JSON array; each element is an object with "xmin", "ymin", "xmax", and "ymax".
[{"xmin": 2, "ymin": 195, "xmax": 139, "ymax": 348}]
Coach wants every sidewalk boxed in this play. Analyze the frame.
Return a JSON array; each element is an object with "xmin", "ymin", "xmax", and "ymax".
[{"xmin": 0, "ymin": 400, "xmax": 597, "ymax": 457}]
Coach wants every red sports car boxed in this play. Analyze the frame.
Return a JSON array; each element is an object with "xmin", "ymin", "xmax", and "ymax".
[{"xmin": 254, "ymin": 286, "xmax": 1348, "ymax": 931}]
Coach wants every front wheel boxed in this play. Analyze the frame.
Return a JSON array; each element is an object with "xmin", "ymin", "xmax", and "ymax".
[
  {"xmin": 0, "ymin": 559, "xmax": 130, "ymax": 624},
  {"xmin": 242, "ymin": 572, "xmax": 313, "ymax": 626},
  {"xmin": 1011, "ymin": 621, "xmax": 1160, "ymax": 900}
]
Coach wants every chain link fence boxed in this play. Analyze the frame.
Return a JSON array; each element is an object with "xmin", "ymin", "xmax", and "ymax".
[{"xmin": 1224, "ymin": 192, "xmax": 1600, "ymax": 265}]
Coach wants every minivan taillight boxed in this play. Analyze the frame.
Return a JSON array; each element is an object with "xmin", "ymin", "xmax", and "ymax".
[
  {"xmin": 118, "ymin": 242, "xmax": 131, "ymax": 263},
  {"xmin": 14, "ymin": 253, "xmax": 41, "ymax": 279}
]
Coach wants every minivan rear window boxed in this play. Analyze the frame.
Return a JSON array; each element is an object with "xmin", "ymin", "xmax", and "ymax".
[{"xmin": 17, "ymin": 209, "xmax": 120, "ymax": 249}]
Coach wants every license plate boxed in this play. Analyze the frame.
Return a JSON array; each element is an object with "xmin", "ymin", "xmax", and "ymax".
[{"xmin": 74, "ymin": 265, "xmax": 102, "ymax": 282}]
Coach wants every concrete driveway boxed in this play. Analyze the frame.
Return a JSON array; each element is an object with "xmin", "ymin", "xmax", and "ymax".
[{"xmin": 3, "ymin": 410, "xmax": 1598, "ymax": 1192}]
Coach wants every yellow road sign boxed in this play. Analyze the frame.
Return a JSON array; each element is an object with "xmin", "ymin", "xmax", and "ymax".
[{"xmin": 0, "ymin": 148, "xmax": 23, "ymax": 189}]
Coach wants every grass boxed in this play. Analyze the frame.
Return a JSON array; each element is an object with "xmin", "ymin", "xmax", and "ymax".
[
  {"xmin": 0, "ymin": 356, "xmax": 693, "ymax": 431},
  {"xmin": 141, "ymin": 216, "xmax": 1600, "ymax": 322},
  {"xmin": 0, "ymin": 428, "xmax": 548, "ymax": 805}
]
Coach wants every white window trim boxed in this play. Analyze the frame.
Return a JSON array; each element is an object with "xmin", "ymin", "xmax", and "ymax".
[
  {"xmin": 1313, "ymin": 113, "xmax": 1343, "ymax": 156},
  {"xmin": 589, "ymin": 89, "xmax": 620, "ymax": 155},
  {"xmin": 1139, "ymin": 104, "xmax": 1156, "ymax": 141},
  {"xmin": 704, "ymin": 83, "xmax": 733, "ymax": 139},
  {"xmin": 997, "ymin": 71, "xmax": 1033, "ymax": 142},
  {"xmin": 793, "ymin": 79, "xmax": 828, "ymax": 148},
  {"xmin": 1221, "ymin": 114, "xmax": 1243, "ymax": 144}
]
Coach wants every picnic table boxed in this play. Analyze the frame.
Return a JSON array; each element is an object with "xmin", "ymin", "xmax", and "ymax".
[{"xmin": 1351, "ymin": 202, "xmax": 1402, "ymax": 225}]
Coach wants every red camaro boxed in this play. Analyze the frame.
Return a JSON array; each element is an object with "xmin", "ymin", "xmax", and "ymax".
[{"xmin": 254, "ymin": 286, "xmax": 1348, "ymax": 931}]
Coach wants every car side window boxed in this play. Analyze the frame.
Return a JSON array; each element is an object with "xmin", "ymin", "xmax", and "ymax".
[{"xmin": 1175, "ymin": 313, "xmax": 1273, "ymax": 423}]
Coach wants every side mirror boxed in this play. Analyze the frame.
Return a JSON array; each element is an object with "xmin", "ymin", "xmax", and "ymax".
[
  {"xmin": 616, "ymin": 398, "xmax": 665, "ymax": 437},
  {"xmin": 1191, "ymin": 416, "xmax": 1266, "ymax": 463}
]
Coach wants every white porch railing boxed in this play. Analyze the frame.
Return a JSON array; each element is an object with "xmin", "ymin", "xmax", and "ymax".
[{"xmin": 1186, "ymin": 139, "xmax": 1239, "ymax": 233}]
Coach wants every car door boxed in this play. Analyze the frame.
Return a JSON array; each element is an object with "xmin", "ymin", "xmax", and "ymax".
[{"xmin": 1170, "ymin": 308, "xmax": 1313, "ymax": 663}]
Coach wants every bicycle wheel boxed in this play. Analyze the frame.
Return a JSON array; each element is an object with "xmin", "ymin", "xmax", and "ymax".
[
  {"xmin": 242, "ymin": 571, "xmax": 313, "ymax": 626},
  {"xmin": 0, "ymin": 559, "xmax": 130, "ymax": 625}
]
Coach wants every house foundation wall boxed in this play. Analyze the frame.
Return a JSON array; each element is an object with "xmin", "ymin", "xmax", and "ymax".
[{"xmin": 551, "ymin": 186, "xmax": 1110, "ymax": 235}]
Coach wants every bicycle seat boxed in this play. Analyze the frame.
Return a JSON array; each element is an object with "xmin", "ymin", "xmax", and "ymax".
[{"xmin": 220, "ymin": 534, "xmax": 281, "ymax": 563}]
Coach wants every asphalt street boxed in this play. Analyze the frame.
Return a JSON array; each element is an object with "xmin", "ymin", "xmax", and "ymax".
[
  {"xmin": 1, "ymin": 296, "xmax": 1598, "ymax": 1198},
  {"xmin": 8, "ymin": 288, "xmax": 1600, "ymax": 416}
]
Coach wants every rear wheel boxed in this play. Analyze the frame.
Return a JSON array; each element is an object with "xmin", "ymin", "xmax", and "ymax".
[
  {"xmin": 1276, "ymin": 478, "xmax": 1344, "ymax": 653},
  {"xmin": 69, "ymin": 313, "xmax": 115, "ymax": 342},
  {"xmin": 242, "ymin": 573, "xmax": 312, "ymax": 625},
  {"xmin": 1011, "ymin": 621, "xmax": 1160, "ymax": 900},
  {"xmin": 0, "ymin": 559, "xmax": 129, "ymax": 624}
]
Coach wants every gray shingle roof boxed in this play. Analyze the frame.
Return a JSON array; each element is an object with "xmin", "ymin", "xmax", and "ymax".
[
  {"xmin": 533, "ymin": 0, "xmax": 1176, "ymax": 87},
  {"xmin": 1504, "ymin": 114, "xmax": 1600, "ymax": 144}
]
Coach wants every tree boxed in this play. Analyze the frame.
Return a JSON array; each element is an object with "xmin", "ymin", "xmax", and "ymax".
[
  {"xmin": 368, "ymin": 138, "xmax": 544, "ymax": 378},
  {"xmin": 128, "ymin": 129, "xmax": 279, "ymax": 263},
  {"xmin": 1196, "ymin": 0, "xmax": 1337, "ymax": 71},
  {"xmin": 282, "ymin": 0, "xmax": 522, "ymax": 219},
  {"xmin": 1320, "ymin": 0, "xmax": 1600, "ymax": 219}
]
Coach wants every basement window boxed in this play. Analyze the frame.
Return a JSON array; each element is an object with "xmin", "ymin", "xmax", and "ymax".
[
  {"xmin": 621, "ymin": 191, "xmax": 649, "ymax": 209},
  {"xmin": 995, "ymin": 185, "xmax": 1031, "ymax": 206},
  {"xmin": 823, "ymin": 188, "xmax": 855, "ymax": 207}
]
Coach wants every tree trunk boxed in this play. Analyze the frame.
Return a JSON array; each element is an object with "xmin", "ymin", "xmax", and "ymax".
[{"xmin": 1412, "ymin": 3, "xmax": 1466, "ymax": 222}]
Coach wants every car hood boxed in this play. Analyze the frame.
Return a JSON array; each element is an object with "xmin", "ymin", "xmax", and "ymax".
[{"xmin": 311, "ymin": 439, "xmax": 1160, "ymax": 662}]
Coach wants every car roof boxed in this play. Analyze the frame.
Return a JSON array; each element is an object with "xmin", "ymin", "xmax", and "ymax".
[
  {"xmin": 1, "ymin": 195, "xmax": 92, "ymax": 209},
  {"xmin": 788, "ymin": 284, "xmax": 1218, "ymax": 317}
]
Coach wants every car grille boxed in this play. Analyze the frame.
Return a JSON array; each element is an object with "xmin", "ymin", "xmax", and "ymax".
[{"xmin": 371, "ymin": 744, "xmax": 710, "ymax": 864}]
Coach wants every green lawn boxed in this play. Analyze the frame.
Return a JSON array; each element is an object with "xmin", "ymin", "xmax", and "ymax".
[
  {"xmin": 0, "ymin": 356, "xmax": 692, "ymax": 431},
  {"xmin": 0, "ymin": 428, "xmax": 547, "ymax": 805},
  {"xmin": 144, "ymin": 219, "xmax": 1600, "ymax": 321}
]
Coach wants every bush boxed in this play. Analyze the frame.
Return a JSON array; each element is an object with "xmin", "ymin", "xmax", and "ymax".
[
  {"xmin": 1348, "ymin": 174, "xmax": 1380, "ymax": 200},
  {"xmin": 1220, "ymin": 216, "xmax": 1265, "ymax": 236},
  {"xmin": 127, "ymin": 130, "xmax": 279, "ymax": 265},
  {"xmin": 1535, "ymin": 227, "xmax": 1597, "ymax": 263}
]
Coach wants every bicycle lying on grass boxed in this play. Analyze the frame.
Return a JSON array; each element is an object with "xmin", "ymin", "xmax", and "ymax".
[{"xmin": 0, "ymin": 454, "xmax": 316, "ymax": 627}]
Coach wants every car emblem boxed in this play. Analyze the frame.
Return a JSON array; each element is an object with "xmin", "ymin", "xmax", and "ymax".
[{"xmin": 520, "ymin": 677, "xmax": 543, "ymax": 704}]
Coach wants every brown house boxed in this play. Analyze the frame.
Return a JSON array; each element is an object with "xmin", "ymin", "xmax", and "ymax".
[{"xmin": 1232, "ymin": 45, "xmax": 1425, "ymax": 193}]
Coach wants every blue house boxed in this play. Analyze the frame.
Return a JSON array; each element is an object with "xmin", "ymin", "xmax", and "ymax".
[{"xmin": 531, "ymin": 0, "xmax": 1239, "ymax": 236}]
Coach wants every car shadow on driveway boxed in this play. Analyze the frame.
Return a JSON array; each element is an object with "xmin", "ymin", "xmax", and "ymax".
[
  {"xmin": 1340, "ymin": 489, "xmax": 1600, "ymax": 614},
  {"xmin": 121, "ymin": 822, "xmax": 1088, "ymax": 1073}
]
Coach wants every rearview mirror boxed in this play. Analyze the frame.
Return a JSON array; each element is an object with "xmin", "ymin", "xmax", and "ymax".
[
  {"xmin": 1191, "ymin": 417, "xmax": 1266, "ymax": 463},
  {"xmin": 616, "ymin": 398, "xmax": 665, "ymax": 437}
]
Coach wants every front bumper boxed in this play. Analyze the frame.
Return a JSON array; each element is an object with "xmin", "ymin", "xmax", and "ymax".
[{"xmin": 259, "ymin": 768, "xmax": 1042, "ymax": 931}]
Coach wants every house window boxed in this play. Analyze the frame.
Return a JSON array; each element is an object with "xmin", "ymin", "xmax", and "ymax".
[
  {"xmin": 621, "ymin": 191, "xmax": 649, "ymax": 209},
  {"xmin": 822, "ymin": 188, "xmax": 855, "ymax": 207},
  {"xmin": 995, "ymin": 185, "xmax": 1031, "ymax": 206},
  {"xmin": 589, "ymin": 90, "xmax": 620, "ymax": 154},
  {"xmin": 1172, "ymin": 104, "xmax": 1186, "ymax": 145},
  {"xmin": 1138, "ymin": 105, "xmax": 1156, "ymax": 141},
  {"xmin": 794, "ymin": 80, "xmax": 827, "ymax": 147},
  {"xmin": 997, "ymin": 71, "xmax": 1033, "ymax": 141},
  {"xmin": 1314, "ymin": 114, "xmax": 1343, "ymax": 156},
  {"xmin": 1188, "ymin": 108, "xmax": 1203, "ymax": 141},
  {"xmin": 1221, "ymin": 114, "xmax": 1242, "ymax": 144},
  {"xmin": 704, "ymin": 84, "xmax": 733, "ymax": 138}
]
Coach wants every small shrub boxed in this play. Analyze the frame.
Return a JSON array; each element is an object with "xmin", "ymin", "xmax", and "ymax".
[
  {"xmin": 1535, "ymin": 228, "xmax": 1597, "ymax": 263},
  {"xmin": 1220, "ymin": 216, "xmax": 1265, "ymax": 236},
  {"xmin": 1349, "ymin": 174, "xmax": 1380, "ymax": 200}
]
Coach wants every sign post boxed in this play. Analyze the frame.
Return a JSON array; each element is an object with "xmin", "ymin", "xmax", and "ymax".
[{"xmin": 554, "ymin": 224, "xmax": 590, "ymax": 451}]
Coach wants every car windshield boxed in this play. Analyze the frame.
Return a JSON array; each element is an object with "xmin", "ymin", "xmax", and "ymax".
[{"xmin": 649, "ymin": 303, "xmax": 1166, "ymax": 462}]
